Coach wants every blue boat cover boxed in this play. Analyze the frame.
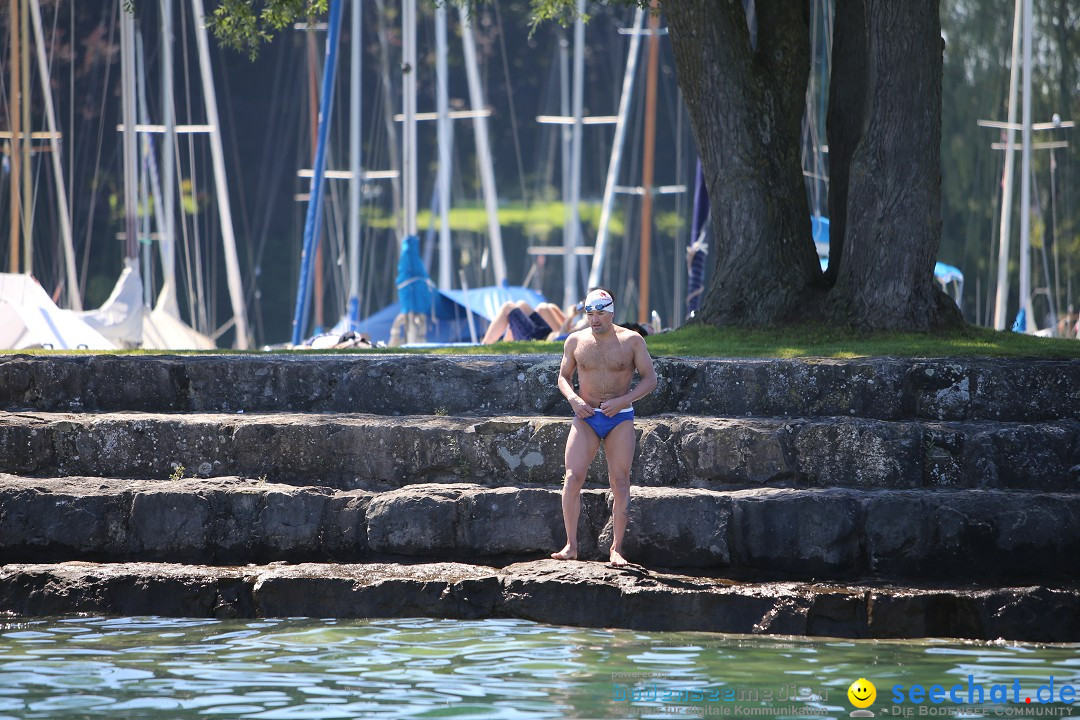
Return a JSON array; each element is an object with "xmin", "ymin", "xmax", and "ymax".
[
  {"xmin": 396, "ymin": 234, "xmax": 434, "ymax": 314},
  {"xmin": 816, "ymin": 255, "xmax": 964, "ymax": 287},
  {"xmin": 1012, "ymin": 307, "xmax": 1026, "ymax": 333},
  {"xmin": 351, "ymin": 283, "xmax": 546, "ymax": 344},
  {"xmin": 811, "ymin": 214, "xmax": 830, "ymax": 247}
]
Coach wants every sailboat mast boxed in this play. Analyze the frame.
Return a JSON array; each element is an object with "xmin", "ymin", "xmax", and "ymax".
[
  {"xmin": 993, "ymin": 0, "xmax": 1022, "ymax": 331},
  {"xmin": 136, "ymin": 30, "xmax": 154, "ymax": 306},
  {"xmin": 20, "ymin": 0, "xmax": 31, "ymax": 274},
  {"xmin": 29, "ymin": 0, "xmax": 81, "ymax": 309},
  {"xmin": 192, "ymin": 0, "xmax": 251, "ymax": 348},
  {"xmin": 374, "ymin": 0, "xmax": 402, "ymax": 240},
  {"xmin": 435, "ymin": 3, "xmax": 452, "ymax": 290},
  {"xmin": 637, "ymin": 1, "xmax": 660, "ymax": 324},
  {"xmin": 9, "ymin": 0, "xmax": 21, "ymax": 273},
  {"xmin": 564, "ymin": 0, "xmax": 585, "ymax": 309},
  {"xmin": 1018, "ymin": 0, "xmax": 1034, "ymax": 332},
  {"xmin": 306, "ymin": 29, "xmax": 324, "ymax": 331},
  {"xmin": 160, "ymin": 0, "xmax": 178, "ymax": 312},
  {"xmin": 403, "ymin": 0, "xmax": 418, "ymax": 240},
  {"xmin": 560, "ymin": 31, "xmax": 571, "ymax": 300},
  {"xmin": 588, "ymin": 7, "xmax": 646, "ymax": 291},
  {"xmin": 347, "ymin": 0, "xmax": 363, "ymax": 324},
  {"xmin": 458, "ymin": 7, "xmax": 507, "ymax": 285},
  {"xmin": 290, "ymin": 0, "xmax": 344, "ymax": 345},
  {"xmin": 119, "ymin": 4, "xmax": 140, "ymax": 263}
]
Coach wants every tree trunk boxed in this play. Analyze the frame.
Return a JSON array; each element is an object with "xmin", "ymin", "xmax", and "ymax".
[
  {"xmin": 667, "ymin": 0, "xmax": 822, "ymax": 326},
  {"xmin": 830, "ymin": 0, "xmax": 960, "ymax": 329},
  {"xmin": 824, "ymin": 0, "xmax": 867, "ymax": 287}
]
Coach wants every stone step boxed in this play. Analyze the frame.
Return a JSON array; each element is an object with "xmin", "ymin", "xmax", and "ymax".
[
  {"xmin": 2, "ymin": 476, "xmax": 1077, "ymax": 583},
  {"xmin": 3, "ymin": 410, "xmax": 1078, "ymax": 491},
  {"xmin": 3, "ymin": 354, "xmax": 1078, "ymax": 422},
  {"xmin": 0, "ymin": 560, "xmax": 1077, "ymax": 642}
]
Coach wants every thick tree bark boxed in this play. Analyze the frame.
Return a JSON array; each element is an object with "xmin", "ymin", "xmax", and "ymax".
[
  {"xmin": 829, "ymin": 0, "xmax": 960, "ymax": 329},
  {"xmin": 666, "ymin": 0, "xmax": 822, "ymax": 326},
  {"xmin": 824, "ymin": 0, "xmax": 867, "ymax": 287}
]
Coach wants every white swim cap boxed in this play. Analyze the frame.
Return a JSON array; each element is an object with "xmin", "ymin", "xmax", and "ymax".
[{"xmin": 583, "ymin": 289, "xmax": 614, "ymax": 314}]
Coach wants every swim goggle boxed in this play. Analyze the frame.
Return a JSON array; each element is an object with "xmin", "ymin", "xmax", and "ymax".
[{"xmin": 582, "ymin": 299, "xmax": 613, "ymax": 313}]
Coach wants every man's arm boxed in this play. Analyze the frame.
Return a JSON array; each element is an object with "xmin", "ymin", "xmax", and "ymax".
[
  {"xmin": 558, "ymin": 335, "xmax": 594, "ymax": 418},
  {"xmin": 599, "ymin": 334, "xmax": 657, "ymax": 416}
]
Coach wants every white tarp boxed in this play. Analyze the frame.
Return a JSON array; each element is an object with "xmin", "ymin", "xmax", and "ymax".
[
  {"xmin": 78, "ymin": 258, "xmax": 144, "ymax": 348},
  {"xmin": 139, "ymin": 281, "xmax": 216, "ymax": 350},
  {"xmin": 142, "ymin": 306, "xmax": 216, "ymax": 350},
  {"xmin": 0, "ymin": 273, "xmax": 114, "ymax": 350}
]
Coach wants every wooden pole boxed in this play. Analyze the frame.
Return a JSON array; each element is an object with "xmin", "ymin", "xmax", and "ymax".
[
  {"xmin": 21, "ymin": 0, "xmax": 32, "ymax": 274},
  {"xmin": 307, "ymin": 31, "xmax": 325, "ymax": 330},
  {"xmin": 637, "ymin": 1, "xmax": 660, "ymax": 324}
]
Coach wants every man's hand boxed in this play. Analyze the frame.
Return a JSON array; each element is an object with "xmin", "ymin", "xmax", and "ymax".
[
  {"xmin": 569, "ymin": 396, "xmax": 595, "ymax": 418},
  {"xmin": 598, "ymin": 396, "xmax": 630, "ymax": 417}
]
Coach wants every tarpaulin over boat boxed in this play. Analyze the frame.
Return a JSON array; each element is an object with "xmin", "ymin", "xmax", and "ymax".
[
  {"xmin": 349, "ymin": 284, "xmax": 546, "ymax": 344},
  {"xmin": 0, "ymin": 273, "xmax": 114, "ymax": 350}
]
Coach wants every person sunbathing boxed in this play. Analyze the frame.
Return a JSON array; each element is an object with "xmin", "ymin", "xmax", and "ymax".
[{"xmin": 481, "ymin": 300, "xmax": 585, "ymax": 344}]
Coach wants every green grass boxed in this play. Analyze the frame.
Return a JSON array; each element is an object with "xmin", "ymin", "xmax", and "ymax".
[
  {"xmin": 638, "ymin": 323, "xmax": 1080, "ymax": 359},
  {"xmin": 360, "ymin": 199, "xmax": 686, "ymax": 240},
  {"xmin": 8, "ymin": 323, "xmax": 1080, "ymax": 359},
  {"xmin": 419, "ymin": 323, "xmax": 1080, "ymax": 359}
]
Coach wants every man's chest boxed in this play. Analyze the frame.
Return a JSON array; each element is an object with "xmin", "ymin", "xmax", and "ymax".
[{"xmin": 575, "ymin": 342, "xmax": 633, "ymax": 373}]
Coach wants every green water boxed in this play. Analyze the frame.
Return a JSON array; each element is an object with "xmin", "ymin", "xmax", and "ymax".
[{"xmin": 0, "ymin": 616, "xmax": 1076, "ymax": 719}]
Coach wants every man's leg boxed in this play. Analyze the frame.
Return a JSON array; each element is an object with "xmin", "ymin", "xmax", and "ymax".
[
  {"xmin": 534, "ymin": 302, "xmax": 565, "ymax": 332},
  {"xmin": 552, "ymin": 419, "xmax": 600, "ymax": 560},
  {"xmin": 481, "ymin": 302, "xmax": 515, "ymax": 344},
  {"xmin": 483, "ymin": 301, "xmax": 533, "ymax": 344},
  {"xmin": 602, "ymin": 419, "xmax": 636, "ymax": 567}
]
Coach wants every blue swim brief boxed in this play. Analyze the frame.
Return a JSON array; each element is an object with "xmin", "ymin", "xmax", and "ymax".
[{"xmin": 582, "ymin": 407, "xmax": 634, "ymax": 439}]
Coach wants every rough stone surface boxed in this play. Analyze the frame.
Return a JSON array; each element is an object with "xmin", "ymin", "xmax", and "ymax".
[
  {"xmin": 3, "ymin": 353, "xmax": 1079, "ymax": 641},
  {"xmin": 3, "ymin": 478, "xmax": 1078, "ymax": 582},
  {"xmin": 864, "ymin": 490, "xmax": 1080, "ymax": 581},
  {"xmin": 0, "ymin": 476, "xmax": 372, "ymax": 564},
  {"xmin": 608, "ymin": 487, "xmax": 731, "ymax": 567},
  {"xmin": 253, "ymin": 562, "xmax": 503, "ymax": 619},
  {"xmin": 3, "ymin": 354, "xmax": 1079, "ymax": 421},
  {"xmin": 366, "ymin": 484, "xmax": 608, "ymax": 560},
  {"xmin": 731, "ymin": 489, "xmax": 861, "ymax": 578},
  {"xmin": 1, "ymin": 560, "xmax": 1077, "ymax": 641},
  {"xmin": 3, "ymin": 411, "xmax": 1077, "ymax": 491},
  {"xmin": 0, "ymin": 562, "xmax": 254, "ymax": 618}
]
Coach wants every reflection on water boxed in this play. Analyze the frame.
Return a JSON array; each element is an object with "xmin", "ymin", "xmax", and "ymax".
[{"xmin": 0, "ymin": 616, "xmax": 1076, "ymax": 719}]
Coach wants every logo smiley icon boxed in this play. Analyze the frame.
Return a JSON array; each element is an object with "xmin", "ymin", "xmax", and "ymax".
[{"xmin": 847, "ymin": 678, "xmax": 877, "ymax": 716}]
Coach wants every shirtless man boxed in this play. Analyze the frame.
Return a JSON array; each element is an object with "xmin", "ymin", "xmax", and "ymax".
[{"xmin": 551, "ymin": 288, "xmax": 658, "ymax": 567}]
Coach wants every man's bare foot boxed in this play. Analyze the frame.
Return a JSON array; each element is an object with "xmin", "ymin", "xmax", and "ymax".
[
  {"xmin": 609, "ymin": 549, "xmax": 629, "ymax": 567},
  {"xmin": 551, "ymin": 544, "xmax": 578, "ymax": 561}
]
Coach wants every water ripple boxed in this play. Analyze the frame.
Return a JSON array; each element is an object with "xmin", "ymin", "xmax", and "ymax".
[{"xmin": 0, "ymin": 617, "xmax": 1075, "ymax": 719}]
